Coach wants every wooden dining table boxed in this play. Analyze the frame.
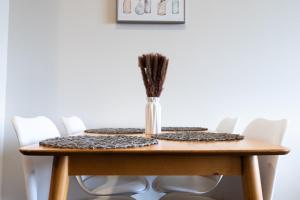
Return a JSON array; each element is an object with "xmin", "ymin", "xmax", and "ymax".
[{"xmin": 19, "ymin": 134, "xmax": 289, "ymax": 200}]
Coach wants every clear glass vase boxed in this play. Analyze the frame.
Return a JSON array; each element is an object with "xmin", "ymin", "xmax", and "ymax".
[
  {"xmin": 172, "ymin": 0, "xmax": 179, "ymax": 14},
  {"xmin": 135, "ymin": 0, "xmax": 145, "ymax": 15},
  {"xmin": 145, "ymin": 97, "xmax": 161, "ymax": 134}
]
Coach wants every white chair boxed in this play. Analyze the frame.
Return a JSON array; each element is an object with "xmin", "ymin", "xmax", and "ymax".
[
  {"xmin": 61, "ymin": 116, "xmax": 86, "ymax": 135},
  {"xmin": 152, "ymin": 118, "xmax": 239, "ymax": 200},
  {"xmin": 215, "ymin": 117, "xmax": 239, "ymax": 133},
  {"xmin": 61, "ymin": 116, "xmax": 149, "ymax": 199},
  {"xmin": 12, "ymin": 116, "xmax": 61, "ymax": 200},
  {"xmin": 243, "ymin": 118, "xmax": 287, "ymax": 200}
]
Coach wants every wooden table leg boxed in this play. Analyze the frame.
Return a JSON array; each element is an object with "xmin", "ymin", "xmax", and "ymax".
[
  {"xmin": 49, "ymin": 156, "xmax": 69, "ymax": 200},
  {"xmin": 242, "ymin": 155, "xmax": 263, "ymax": 200}
]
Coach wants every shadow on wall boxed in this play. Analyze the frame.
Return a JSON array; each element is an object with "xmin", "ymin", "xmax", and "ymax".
[
  {"xmin": 2, "ymin": 0, "xmax": 61, "ymax": 199},
  {"xmin": 2, "ymin": 124, "xmax": 26, "ymax": 199}
]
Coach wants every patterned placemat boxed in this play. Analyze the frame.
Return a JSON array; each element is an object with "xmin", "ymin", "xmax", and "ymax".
[
  {"xmin": 84, "ymin": 128, "xmax": 144, "ymax": 134},
  {"xmin": 84, "ymin": 127, "xmax": 208, "ymax": 134},
  {"xmin": 161, "ymin": 127, "xmax": 208, "ymax": 132},
  {"xmin": 152, "ymin": 132, "xmax": 244, "ymax": 142},
  {"xmin": 39, "ymin": 135, "xmax": 158, "ymax": 149}
]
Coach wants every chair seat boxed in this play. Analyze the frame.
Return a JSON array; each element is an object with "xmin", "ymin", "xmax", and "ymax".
[
  {"xmin": 160, "ymin": 193, "xmax": 216, "ymax": 200},
  {"xmin": 83, "ymin": 176, "xmax": 148, "ymax": 195},
  {"xmin": 153, "ymin": 176, "xmax": 221, "ymax": 194}
]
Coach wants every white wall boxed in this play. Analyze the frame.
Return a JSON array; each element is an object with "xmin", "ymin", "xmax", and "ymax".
[
  {"xmin": 3, "ymin": 0, "xmax": 300, "ymax": 200},
  {"xmin": 0, "ymin": 0, "xmax": 9, "ymax": 198}
]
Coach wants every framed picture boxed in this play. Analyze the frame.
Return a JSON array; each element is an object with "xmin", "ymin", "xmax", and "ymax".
[{"xmin": 117, "ymin": 0, "xmax": 185, "ymax": 24}]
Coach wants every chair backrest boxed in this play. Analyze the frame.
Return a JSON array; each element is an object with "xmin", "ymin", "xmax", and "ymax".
[
  {"xmin": 12, "ymin": 116, "xmax": 60, "ymax": 200},
  {"xmin": 242, "ymin": 118, "xmax": 287, "ymax": 200},
  {"xmin": 61, "ymin": 116, "xmax": 86, "ymax": 135},
  {"xmin": 12, "ymin": 116, "xmax": 60, "ymax": 147},
  {"xmin": 215, "ymin": 117, "xmax": 239, "ymax": 133}
]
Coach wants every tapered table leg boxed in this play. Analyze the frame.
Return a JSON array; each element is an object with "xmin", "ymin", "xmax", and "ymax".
[
  {"xmin": 242, "ymin": 156, "xmax": 263, "ymax": 200},
  {"xmin": 49, "ymin": 156, "xmax": 69, "ymax": 200}
]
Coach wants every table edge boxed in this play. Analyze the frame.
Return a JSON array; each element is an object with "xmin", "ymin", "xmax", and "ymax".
[{"xmin": 19, "ymin": 148, "xmax": 290, "ymax": 156}]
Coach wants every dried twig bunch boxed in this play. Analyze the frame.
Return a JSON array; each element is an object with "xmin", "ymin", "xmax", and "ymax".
[{"xmin": 138, "ymin": 53, "xmax": 169, "ymax": 97}]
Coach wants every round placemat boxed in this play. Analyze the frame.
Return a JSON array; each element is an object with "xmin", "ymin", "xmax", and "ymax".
[
  {"xmin": 39, "ymin": 135, "xmax": 158, "ymax": 149},
  {"xmin": 152, "ymin": 132, "xmax": 244, "ymax": 141},
  {"xmin": 84, "ymin": 128, "xmax": 144, "ymax": 134},
  {"xmin": 84, "ymin": 127, "xmax": 208, "ymax": 134},
  {"xmin": 161, "ymin": 127, "xmax": 208, "ymax": 132}
]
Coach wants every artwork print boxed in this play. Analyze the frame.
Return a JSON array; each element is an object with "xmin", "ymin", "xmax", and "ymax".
[{"xmin": 117, "ymin": 0, "xmax": 185, "ymax": 24}]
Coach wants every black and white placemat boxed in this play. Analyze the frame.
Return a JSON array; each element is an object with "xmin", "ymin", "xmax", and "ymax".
[
  {"xmin": 161, "ymin": 127, "xmax": 208, "ymax": 132},
  {"xmin": 152, "ymin": 132, "xmax": 244, "ymax": 142},
  {"xmin": 39, "ymin": 135, "xmax": 158, "ymax": 149},
  {"xmin": 84, "ymin": 128, "xmax": 144, "ymax": 134},
  {"xmin": 84, "ymin": 127, "xmax": 208, "ymax": 134}
]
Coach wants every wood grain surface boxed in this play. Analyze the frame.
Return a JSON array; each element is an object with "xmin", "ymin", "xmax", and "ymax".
[{"xmin": 20, "ymin": 136, "xmax": 289, "ymax": 156}]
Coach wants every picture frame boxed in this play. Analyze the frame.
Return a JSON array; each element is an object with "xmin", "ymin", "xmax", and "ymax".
[{"xmin": 117, "ymin": 0, "xmax": 185, "ymax": 24}]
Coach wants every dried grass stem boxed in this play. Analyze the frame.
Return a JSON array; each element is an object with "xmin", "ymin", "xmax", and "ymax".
[{"xmin": 138, "ymin": 53, "xmax": 169, "ymax": 97}]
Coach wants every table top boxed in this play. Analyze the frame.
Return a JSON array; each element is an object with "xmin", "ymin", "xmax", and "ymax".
[{"xmin": 19, "ymin": 134, "xmax": 289, "ymax": 156}]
